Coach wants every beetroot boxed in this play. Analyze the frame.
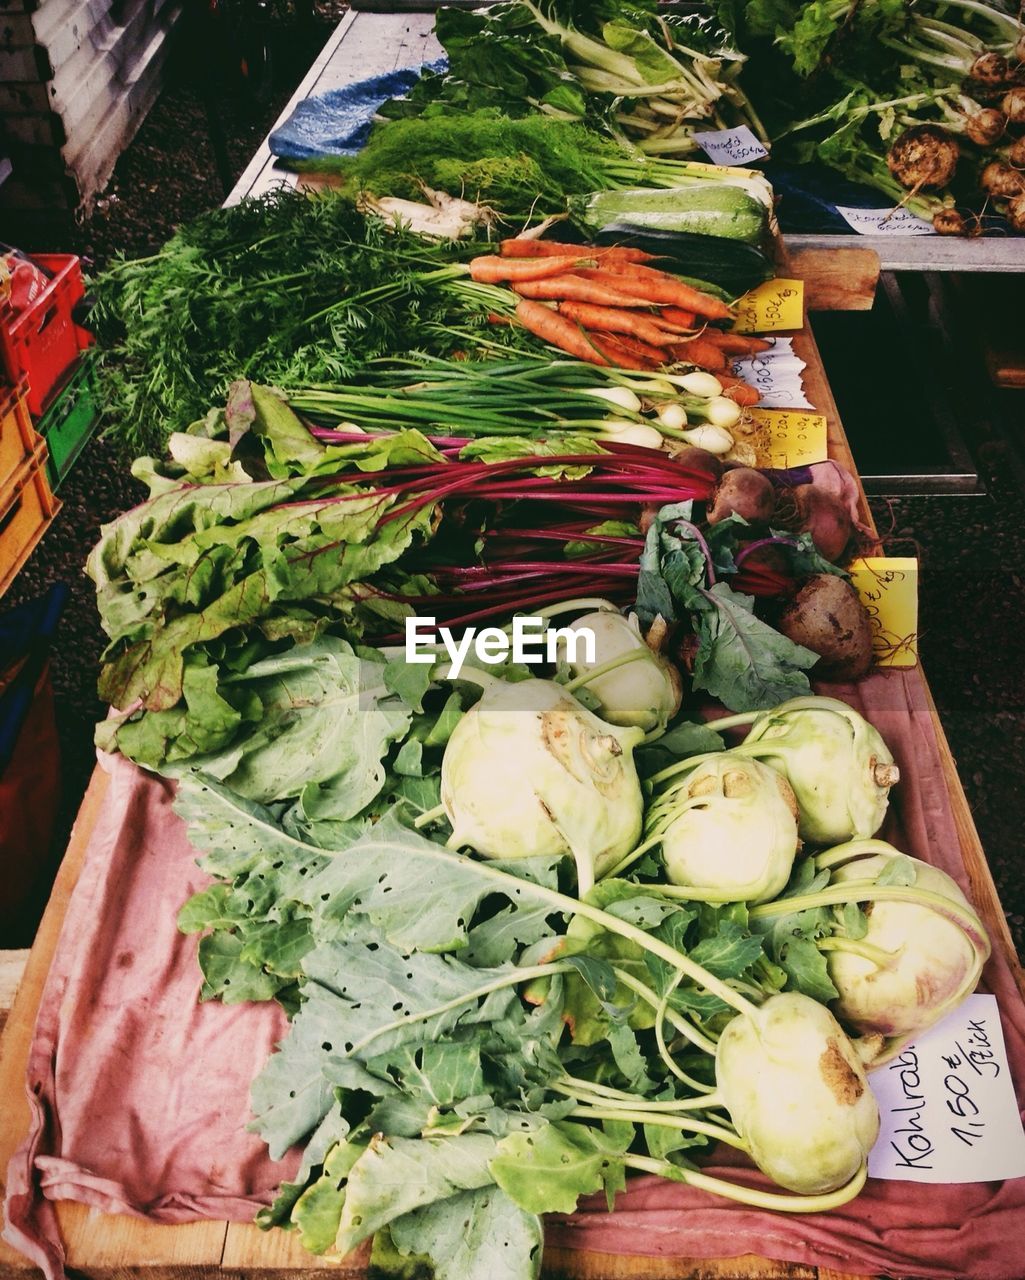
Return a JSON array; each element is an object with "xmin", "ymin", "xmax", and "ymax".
[
  {"xmin": 778, "ymin": 576, "xmax": 873, "ymax": 681},
  {"xmin": 707, "ymin": 467, "xmax": 775, "ymax": 526},
  {"xmin": 793, "ymin": 485, "xmax": 852, "ymax": 563}
]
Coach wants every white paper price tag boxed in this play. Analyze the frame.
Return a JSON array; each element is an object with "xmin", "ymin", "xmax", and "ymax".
[
  {"xmin": 868, "ymin": 994, "xmax": 1025, "ymax": 1183},
  {"xmin": 836, "ymin": 205, "xmax": 936, "ymax": 236},
  {"xmin": 730, "ymin": 337, "xmax": 812, "ymax": 410},
  {"xmin": 693, "ymin": 125, "xmax": 769, "ymax": 167}
]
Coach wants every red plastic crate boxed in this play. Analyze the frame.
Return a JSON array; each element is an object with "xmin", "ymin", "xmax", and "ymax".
[{"xmin": 0, "ymin": 254, "xmax": 93, "ymax": 418}]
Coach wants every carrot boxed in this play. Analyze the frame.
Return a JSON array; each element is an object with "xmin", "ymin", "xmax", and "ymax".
[
  {"xmin": 499, "ymin": 239, "xmax": 658, "ymax": 264},
  {"xmin": 665, "ymin": 339, "xmax": 729, "ymax": 372},
  {"xmin": 587, "ymin": 332, "xmax": 659, "ymax": 371},
  {"xmin": 469, "ymin": 254, "xmax": 592, "ymax": 284},
  {"xmin": 487, "ymin": 313, "xmax": 512, "ymax": 326},
  {"xmin": 700, "ymin": 331, "xmax": 773, "ymax": 356},
  {"xmin": 658, "ymin": 307, "xmax": 698, "ymax": 330},
  {"xmin": 601, "ymin": 330, "xmax": 666, "ymax": 365},
  {"xmin": 513, "ymin": 299, "xmax": 610, "ymax": 366},
  {"xmin": 512, "ymin": 277, "xmax": 650, "ymax": 307},
  {"xmin": 555, "ymin": 301, "xmax": 675, "ymax": 347},
  {"xmin": 573, "ymin": 267, "xmax": 733, "ymax": 321},
  {"xmin": 716, "ymin": 374, "xmax": 761, "ymax": 406}
]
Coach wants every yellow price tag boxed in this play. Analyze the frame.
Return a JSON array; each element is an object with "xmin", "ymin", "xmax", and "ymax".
[
  {"xmin": 847, "ymin": 557, "xmax": 919, "ymax": 668},
  {"xmin": 733, "ymin": 278, "xmax": 804, "ymax": 334},
  {"xmin": 748, "ymin": 409, "xmax": 828, "ymax": 469}
]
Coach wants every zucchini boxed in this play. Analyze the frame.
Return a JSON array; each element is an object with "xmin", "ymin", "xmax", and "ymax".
[
  {"xmin": 568, "ymin": 185, "xmax": 768, "ymax": 245},
  {"xmin": 594, "ymin": 223, "xmax": 774, "ymax": 295}
]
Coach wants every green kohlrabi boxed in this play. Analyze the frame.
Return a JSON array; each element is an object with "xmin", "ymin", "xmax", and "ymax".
[
  {"xmin": 715, "ymin": 992, "xmax": 879, "ymax": 1195},
  {"xmin": 553, "ymin": 606, "xmax": 682, "ymax": 734},
  {"xmin": 438, "ymin": 674, "xmax": 645, "ymax": 895},
  {"xmin": 753, "ymin": 839, "xmax": 991, "ymax": 1061},
  {"xmin": 627, "ymin": 752, "xmax": 800, "ymax": 904},
  {"xmin": 711, "ymin": 695, "xmax": 900, "ymax": 846}
]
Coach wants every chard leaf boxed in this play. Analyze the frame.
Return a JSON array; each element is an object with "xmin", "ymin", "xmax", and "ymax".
[
  {"xmin": 490, "ymin": 1120, "xmax": 630, "ymax": 1216},
  {"xmin": 389, "ymin": 1186, "xmax": 542, "ymax": 1280},
  {"xmin": 336, "ymin": 1134, "xmax": 500, "ymax": 1253}
]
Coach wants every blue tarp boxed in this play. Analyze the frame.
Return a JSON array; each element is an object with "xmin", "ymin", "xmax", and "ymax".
[{"xmin": 269, "ymin": 59, "xmax": 447, "ymax": 161}]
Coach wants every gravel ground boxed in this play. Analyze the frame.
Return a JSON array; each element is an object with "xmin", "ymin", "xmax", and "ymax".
[{"xmin": 4, "ymin": 6, "xmax": 1024, "ymax": 958}]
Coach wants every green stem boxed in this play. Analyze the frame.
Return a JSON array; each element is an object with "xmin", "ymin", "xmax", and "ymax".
[
  {"xmin": 624, "ymin": 1154, "xmax": 870, "ymax": 1213},
  {"xmin": 816, "ymin": 936, "xmax": 894, "ymax": 968},
  {"xmin": 562, "ymin": 647, "xmax": 650, "ymax": 694},
  {"xmin": 814, "ymin": 838, "xmax": 902, "ymax": 871},
  {"xmin": 700, "ymin": 710, "xmax": 761, "ymax": 733},
  {"xmin": 413, "ymin": 802, "xmax": 448, "ymax": 831},
  {"xmin": 555, "ymin": 1076, "xmax": 720, "ymax": 1109},
  {"xmin": 571, "ymin": 1105, "xmax": 745, "ymax": 1149},
  {"xmin": 611, "ymin": 966, "xmax": 721, "ymax": 1055}
]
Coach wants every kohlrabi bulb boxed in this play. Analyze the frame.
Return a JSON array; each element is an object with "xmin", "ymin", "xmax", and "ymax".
[
  {"xmin": 440, "ymin": 678, "xmax": 644, "ymax": 884},
  {"xmin": 716, "ymin": 992, "xmax": 879, "ymax": 1195},
  {"xmin": 739, "ymin": 696, "xmax": 899, "ymax": 845},
  {"xmin": 556, "ymin": 610, "xmax": 682, "ymax": 733},
  {"xmin": 651, "ymin": 753, "xmax": 799, "ymax": 903},
  {"xmin": 827, "ymin": 849, "xmax": 990, "ymax": 1041}
]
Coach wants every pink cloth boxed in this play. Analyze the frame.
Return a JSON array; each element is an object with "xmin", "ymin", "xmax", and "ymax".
[{"xmin": 5, "ymin": 668, "xmax": 1025, "ymax": 1278}]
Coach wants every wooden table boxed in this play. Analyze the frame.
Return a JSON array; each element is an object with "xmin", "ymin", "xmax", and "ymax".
[
  {"xmin": 2, "ymin": 297, "xmax": 1021, "ymax": 1278},
  {"xmin": 2, "ymin": 15, "xmax": 1022, "ymax": 1277}
]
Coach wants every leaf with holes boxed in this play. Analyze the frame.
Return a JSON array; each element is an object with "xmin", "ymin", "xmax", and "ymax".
[
  {"xmin": 303, "ymin": 809, "xmax": 561, "ymax": 955},
  {"xmin": 336, "ymin": 1134, "xmax": 500, "ymax": 1253},
  {"xmin": 490, "ymin": 1119, "xmax": 631, "ymax": 1216},
  {"xmin": 389, "ymin": 1186, "xmax": 543, "ymax": 1280}
]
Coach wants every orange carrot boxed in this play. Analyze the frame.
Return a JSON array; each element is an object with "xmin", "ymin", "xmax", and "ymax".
[
  {"xmin": 573, "ymin": 267, "xmax": 733, "ymax": 321},
  {"xmin": 499, "ymin": 239, "xmax": 658, "ymax": 263},
  {"xmin": 700, "ymin": 331, "xmax": 773, "ymax": 356},
  {"xmin": 469, "ymin": 255, "xmax": 591, "ymax": 283},
  {"xmin": 659, "ymin": 307, "xmax": 697, "ymax": 329},
  {"xmin": 665, "ymin": 339, "xmax": 729, "ymax": 371},
  {"xmin": 587, "ymin": 332, "xmax": 659, "ymax": 371},
  {"xmin": 602, "ymin": 330, "xmax": 667, "ymax": 365},
  {"xmin": 512, "ymin": 277, "xmax": 649, "ymax": 307},
  {"xmin": 487, "ymin": 313, "xmax": 512, "ymax": 326},
  {"xmin": 513, "ymin": 299, "xmax": 610, "ymax": 365},
  {"xmin": 555, "ymin": 301, "xmax": 675, "ymax": 347},
  {"xmin": 716, "ymin": 374, "xmax": 761, "ymax": 406}
]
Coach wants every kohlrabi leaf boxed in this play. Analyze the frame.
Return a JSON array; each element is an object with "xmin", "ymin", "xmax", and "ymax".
[
  {"xmin": 303, "ymin": 810, "xmax": 561, "ymax": 955},
  {"xmin": 775, "ymin": 934, "xmax": 840, "ymax": 1003},
  {"xmin": 196, "ymin": 932, "xmax": 290, "ymax": 1003},
  {"xmin": 491, "ymin": 1120, "xmax": 630, "ymax": 1216},
  {"xmin": 289, "ymin": 1139, "xmax": 367, "ymax": 1254},
  {"xmin": 389, "ymin": 1186, "xmax": 543, "ymax": 1280},
  {"xmin": 336, "ymin": 1134, "xmax": 500, "ymax": 1253}
]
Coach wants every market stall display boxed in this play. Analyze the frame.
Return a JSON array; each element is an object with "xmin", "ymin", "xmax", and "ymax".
[{"xmin": 3, "ymin": 3, "xmax": 1025, "ymax": 1278}]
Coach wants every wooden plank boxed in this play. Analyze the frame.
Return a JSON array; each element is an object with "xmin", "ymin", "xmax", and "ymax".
[
  {"xmin": 0, "ymin": 950, "xmax": 29, "ymax": 1033},
  {"xmin": 542, "ymin": 1250, "xmax": 814, "ymax": 1278},
  {"xmin": 786, "ymin": 232, "xmax": 1025, "ymax": 275},
  {"xmin": 788, "ymin": 247, "xmax": 879, "ymax": 313},
  {"xmin": 222, "ymin": 1224, "xmax": 367, "ymax": 1272}
]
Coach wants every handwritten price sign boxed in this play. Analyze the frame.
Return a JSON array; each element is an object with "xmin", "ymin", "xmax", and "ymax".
[
  {"xmin": 733, "ymin": 278, "xmax": 804, "ymax": 334},
  {"xmin": 869, "ymin": 994, "xmax": 1025, "ymax": 1183},
  {"xmin": 748, "ymin": 408, "xmax": 828, "ymax": 469},
  {"xmin": 848, "ymin": 556, "xmax": 919, "ymax": 668},
  {"xmin": 693, "ymin": 125, "xmax": 769, "ymax": 167}
]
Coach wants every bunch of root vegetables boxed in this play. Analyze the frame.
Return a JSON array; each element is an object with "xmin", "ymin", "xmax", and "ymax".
[{"xmin": 471, "ymin": 239, "xmax": 768, "ymax": 392}]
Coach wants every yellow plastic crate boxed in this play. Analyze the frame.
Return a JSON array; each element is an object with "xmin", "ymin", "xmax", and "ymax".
[
  {"xmin": 0, "ymin": 446, "xmax": 60, "ymax": 599},
  {"xmin": 0, "ymin": 380, "xmax": 44, "ymax": 492}
]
